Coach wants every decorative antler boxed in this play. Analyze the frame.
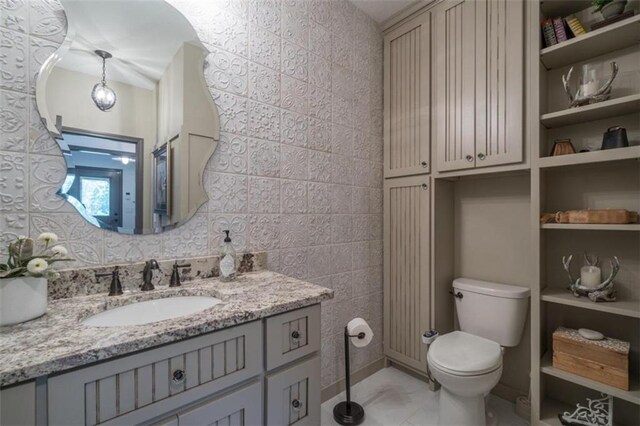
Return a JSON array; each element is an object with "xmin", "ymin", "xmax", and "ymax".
[
  {"xmin": 562, "ymin": 254, "xmax": 619, "ymax": 302},
  {"xmin": 562, "ymin": 61, "xmax": 619, "ymax": 108},
  {"xmin": 584, "ymin": 252, "xmax": 599, "ymax": 267}
]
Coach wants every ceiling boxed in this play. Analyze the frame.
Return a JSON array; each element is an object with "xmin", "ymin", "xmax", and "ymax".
[
  {"xmin": 350, "ymin": 0, "xmax": 421, "ymax": 23},
  {"xmin": 56, "ymin": 0, "xmax": 202, "ymax": 90}
]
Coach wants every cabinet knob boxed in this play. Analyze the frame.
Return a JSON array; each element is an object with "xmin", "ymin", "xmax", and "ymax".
[
  {"xmin": 477, "ymin": 153, "xmax": 486, "ymax": 160},
  {"xmin": 421, "ymin": 161, "xmax": 428, "ymax": 168},
  {"xmin": 291, "ymin": 399, "xmax": 303, "ymax": 411},
  {"xmin": 291, "ymin": 330, "xmax": 301, "ymax": 341},
  {"xmin": 421, "ymin": 183, "xmax": 428, "ymax": 190},
  {"xmin": 465, "ymin": 155, "xmax": 473, "ymax": 162},
  {"xmin": 172, "ymin": 369, "xmax": 185, "ymax": 384}
]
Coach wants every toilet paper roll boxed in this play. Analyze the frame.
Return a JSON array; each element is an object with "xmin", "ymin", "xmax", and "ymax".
[{"xmin": 347, "ymin": 318, "xmax": 373, "ymax": 348}]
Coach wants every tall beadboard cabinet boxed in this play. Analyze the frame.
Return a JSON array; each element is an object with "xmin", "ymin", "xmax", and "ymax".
[{"xmin": 383, "ymin": 8, "xmax": 433, "ymax": 375}]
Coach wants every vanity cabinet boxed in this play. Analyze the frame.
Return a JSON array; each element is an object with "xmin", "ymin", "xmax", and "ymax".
[
  {"xmin": 44, "ymin": 304, "xmax": 321, "ymax": 426},
  {"xmin": 383, "ymin": 176, "xmax": 431, "ymax": 373},
  {"xmin": 433, "ymin": 0, "xmax": 524, "ymax": 172},
  {"xmin": 383, "ymin": 11, "xmax": 432, "ymax": 177}
]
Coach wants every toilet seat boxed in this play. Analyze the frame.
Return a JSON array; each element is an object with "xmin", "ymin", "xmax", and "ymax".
[{"xmin": 428, "ymin": 331, "xmax": 502, "ymax": 376}]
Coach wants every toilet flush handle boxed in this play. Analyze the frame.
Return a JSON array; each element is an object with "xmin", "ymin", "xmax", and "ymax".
[{"xmin": 449, "ymin": 290, "xmax": 463, "ymax": 299}]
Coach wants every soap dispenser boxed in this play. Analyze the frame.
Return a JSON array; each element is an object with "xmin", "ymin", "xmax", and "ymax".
[{"xmin": 220, "ymin": 230, "xmax": 236, "ymax": 282}]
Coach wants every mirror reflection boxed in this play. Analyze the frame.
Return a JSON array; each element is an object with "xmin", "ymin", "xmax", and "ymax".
[{"xmin": 36, "ymin": 0, "xmax": 219, "ymax": 234}]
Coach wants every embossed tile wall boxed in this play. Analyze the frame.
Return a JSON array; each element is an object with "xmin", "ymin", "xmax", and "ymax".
[{"xmin": 0, "ymin": 0, "xmax": 383, "ymax": 390}]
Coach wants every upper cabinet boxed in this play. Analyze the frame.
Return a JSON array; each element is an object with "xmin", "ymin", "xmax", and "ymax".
[
  {"xmin": 434, "ymin": 0, "xmax": 524, "ymax": 172},
  {"xmin": 384, "ymin": 12, "xmax": 431, "ymax": 177}
]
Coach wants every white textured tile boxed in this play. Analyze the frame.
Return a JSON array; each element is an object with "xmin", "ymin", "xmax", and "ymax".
[
  {"xmin": 331, "ymin": 214, "xmax": 352, "ymax": 244},
  {"xmin": 0, "ymin": 28, "xmax": 27, "ymax": 92},
  {"xmin": 280, "ymin": 179, "xmax": 307, "ymax": 213},
  {"xmin": 213, "ymin": 91, "xmax": 248, "ymax": 135},
  {"xmin": 161, "ymin": 213, "xmax": 208, "ymax": 259},
  {"xmin": 28, "ymin": 35, "xmax": 58, "ymax": 94},
  {"xmin": 248, "ymin": 100, "xmax": 280, "ymax": 141},
  {"xmin": 248, "ymin": 62, "xmax": 280, "ymax": 106},
  {"xmin": 331, "ymin": 243, "xmax": 352, "ymax": 274},
  {"xmin": 249, "ymin": 0, "xmax": 281, "ymax": 35},
  {"xmin": 308, "ymin": 53, "xmax": 331, "ymax": 91},
  {"xmin": 248, "ymin": 214, "xmax": 280, "ymax": 251},
  {"xmin": 280, "ymin": 144, "xmax": 308, "ymax": 180},
  {"xmin": 249, "ymin": 23, "xmax": 280, "ymax": 70},
  {"xmin": 281, "ymin": 0, "xmax": 308, "ymax": 48},
  {"xmin": 280, "ymin": 247, "xmax": 307, "ymax": 279},
  {"xmin": 308, "ymin": 182, "xmax": 331, "ymax": 214},
  {"xmin": 308, "ymin": 150, "xmax": 331, "ymax": 183},
  {"xmin": 201, "ymin": 9, "xmax": 248, "ymax": 57},
  {"xmin": 29, "ymin": 153, "xmax": 68, "ymax": 213},
  {"xmin": 0, "ymin": 0, "xmax": 28, "ymax": 33},
  {"xmin": 104, "ymin": 233, "xmax": 162, "ymax": 264},
  {"xmin": 280, "ymin": 74, "xmax": 308, "ymax": 114},
  {"xmin": 205, "ymin": 49, "xmax": 248, "ymax": 96},
  {"xmin": 29, "ymin": 96, "xmax": 57, "ymax": 154},
  {"xmin": 0, "ymin": 150, "xmax": 27, "ymax": 212},
  {"xmin": 0, "ymin": 90, "xmax": 28, "ymax": 152},
  {"xmin": 28, "ymin": 0, "xmax": 67, "ymax": 43},
  {"xmin": 308, "ymin": 118, "xmax": 331, "ymax": 152},
  {"xmin": 248, "ymin": 177, "xmax": 280, "ymax": 213},
  {"xmin": 281, "ymin": 39, "xmax": 307, "ymax": 81},
  {"xmin": 281, "ymin": 110, "xmax": 308, "ymax": 148},
  {"xmin": 209, "ymin": 214, "xmax": 248, "ymax": 252},
  {"xmin": 309, "ymin": 18, "xmax": 331, "ymax": 60},
  {"xmin": 279, "ymin": 214, "xmax": 308, "ymax": 248},
  {"xmin": 307, "ymin": 245, "xmax": 331, "ymax": 278},
  {"xmin": 248, "ymin": 137, "xmax": 280, "ymax": 177},
  {"xmin": 308, "ymin": 214, "xmax": 331, "ymax": 246},
  {"xmin": 0, "ymin": 212, "xmax": 28, "ymax": 257},
  {"xmin": 208, "ymin": 132, "xmax": 248, "ymax": 174},
  {"xmin": 207, "ymin": 173, "xmax": 248, "ymax": 213}
]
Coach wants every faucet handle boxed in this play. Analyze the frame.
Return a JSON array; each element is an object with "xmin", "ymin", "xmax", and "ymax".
[{"xmin": 170, "ymin": 262, "xmax": 191, "ymax": 287}]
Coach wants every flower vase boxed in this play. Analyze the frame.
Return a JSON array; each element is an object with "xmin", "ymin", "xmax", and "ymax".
[{"xmin": 0, "ymin": 276, "xmax": 48, "ymax": 326}]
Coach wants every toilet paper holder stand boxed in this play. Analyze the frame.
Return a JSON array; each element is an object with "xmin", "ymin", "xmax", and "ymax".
[{"xmin": 333, "ymin": 326, "xmax": 367, "ymax": 425}]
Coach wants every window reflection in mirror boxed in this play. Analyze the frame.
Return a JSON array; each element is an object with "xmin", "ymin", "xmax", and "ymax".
[{"xmin": 36, "ymin": 0, "xmax": 219, "ymax": 234}]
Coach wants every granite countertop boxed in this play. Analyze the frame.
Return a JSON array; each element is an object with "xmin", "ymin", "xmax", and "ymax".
[{"xmin": 0, "ymin": 271, "xmax": 333, "ymax": 387}]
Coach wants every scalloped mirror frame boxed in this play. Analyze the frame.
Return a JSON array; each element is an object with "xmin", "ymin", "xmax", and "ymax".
[{"xmin": 34, "ymin": 0, "xmax": 220, "ymax": 235}]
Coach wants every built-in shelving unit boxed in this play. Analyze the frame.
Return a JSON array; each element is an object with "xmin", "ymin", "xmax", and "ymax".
[
  {"xmin": 541, "ymin": 287, "xmax": 640, "ymax": 318},
  {"xmin": 541, "ymin": 352, "xmax": 640, "ymax": 405},
  {"xmin": 538, "ymin": 146, "xmax": 640, "ymax": 169},
  {"xmin": 541, "ymin": 15, "xmax": 640, "ymax": 69},
  {"xmin": 531, "ymin": 0, "xmax": 640, "ymax": 424},
  {"xmin": 540, "ymin": 94, "xmax": 640, "ymax": 128},
  {"xmin": 540, "ymin": 223, "xmax": 640, "ymax": 231}
]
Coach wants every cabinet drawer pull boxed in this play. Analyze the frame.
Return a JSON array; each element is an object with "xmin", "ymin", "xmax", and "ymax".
[
  {"xmin": 172, "ymin": 369, "xmax": 185, "ymax": 384},
  {"xmin": 291, "ymin": 330, "xmax": 301, "ymax": 341},
  {"xmin": 291, "ymin": 399, "xmax": 303, "ymax": 411},
  {"xmin": 421, "ymin": 183, "xmax": 428, "ymax": 190},
  {"xmin": 477, "ymin": 153, "xmax": 486, "ymax": 160},
  {"xmin": 421, "ymin": 161, "xmax": 428, "ymax": 168},
  {"xmin": 465, "ymin": 155, "xmax": 473, "ymax": 162}
]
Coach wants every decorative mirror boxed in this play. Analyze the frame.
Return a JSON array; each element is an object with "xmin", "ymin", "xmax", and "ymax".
[{"xmin": 36, "ymin": 0, "xmax": 219, "ymax": 235}]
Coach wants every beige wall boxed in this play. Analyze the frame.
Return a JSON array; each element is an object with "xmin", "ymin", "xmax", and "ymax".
[
  {"xmin": 46, "ymin": 67, "xmax": 157, "ymax": 229},
  {"xmin": 453, "ymin": 174, "xmax": 532, "ymax": 396}
]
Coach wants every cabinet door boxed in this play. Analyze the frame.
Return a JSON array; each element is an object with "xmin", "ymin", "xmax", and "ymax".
[
  {"xmin": 434, "ymin": 0, "xmax": 477, "ymax": 172},
  {"xmin": 177, "ymin": 382, "xmax": 262, "ymax": 426},
  {"xmin": 266, "ymin": 356, "xmax": 320, "ymax": 425},
  {"xmin": 383, "ymin": 176, "xmax": 431, "ymax": 373},
  {"xmin": 384, "ymin": 12, "xmax": 431, "ymax": 177},
  {"xmin": 474, "ymin": 0, "xmax": 524, "ymax": 168}
]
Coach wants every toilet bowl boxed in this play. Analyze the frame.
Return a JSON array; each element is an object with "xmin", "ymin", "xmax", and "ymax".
[
  {"xmin": 428, "ymin": 331, "xmax": 503, "ymax": 425},
  {"xmin": 428, "ymin": 278, "xmax": 530, "ymax": 426}
]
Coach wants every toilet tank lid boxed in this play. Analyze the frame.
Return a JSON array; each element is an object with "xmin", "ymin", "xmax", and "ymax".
[{"xmin": 453, "ymin": 278, "xmax": 530, "ymax": 299}]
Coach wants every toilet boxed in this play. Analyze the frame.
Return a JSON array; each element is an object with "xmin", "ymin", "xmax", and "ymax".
[{"xmin": 427, "ymin": 278, "xmax": 530, "ymax": 426}]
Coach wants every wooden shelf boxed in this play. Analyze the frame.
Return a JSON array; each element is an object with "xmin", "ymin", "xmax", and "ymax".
[
  {"xmin": 540, "ymin": 94, "xmax": 640, "ymax": 128},
  {"xmin": 541, "ymin": 223, "xmax": 640, "ymax": 231},
  {"xmin": 541, "ymin": 15, "xmax": 640, "ymax": 69},
  {"xmin": 541, "ymin": 287, "xmax": 640, "ymax": 318},
  {"xmin": 541, "ymin": 352, "xmax": 640, "ymax": 405},
  {"xmin": 540, "ymin": 0, "xmax": 591, "ymax": 19},
  {"xmin": 539, "ymin": 146, "xmax": 640, "ymax": 169}
]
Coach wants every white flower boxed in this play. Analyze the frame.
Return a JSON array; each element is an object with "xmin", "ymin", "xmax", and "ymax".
[
  {"xmin": 51, "ymin": 245, "xmax": 68, "ymax": 257},
  {"xmin": 27, "ymin": 258, "xmax": 49, "ymax": 274},
  {"xmin": 37, "ymin": 232, "xmax": 58, "ymax": 244},
  {"xmin": 47, "ymin": 270, "xmax": 61, "ymax": 280}
]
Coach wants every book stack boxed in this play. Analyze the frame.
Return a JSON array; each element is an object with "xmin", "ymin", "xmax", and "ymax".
[{"xmin": 541, "ymin": 16, "xmax": 587, "ymax": 48}]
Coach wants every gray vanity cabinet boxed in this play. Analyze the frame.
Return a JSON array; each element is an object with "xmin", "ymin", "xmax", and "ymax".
[{"xmin": 42, "ymin": 304, "xmax": 321, "ymax": 426}]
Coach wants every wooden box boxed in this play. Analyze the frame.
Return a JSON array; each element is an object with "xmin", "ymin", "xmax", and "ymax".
[{"xmin": 552, "ymin": 327, "xmax": 630, "ymax": 390}]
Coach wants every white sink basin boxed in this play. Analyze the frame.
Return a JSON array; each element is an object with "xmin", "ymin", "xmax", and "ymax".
[{"xmin": 82, "ymin": 296, "xmax": 222, "ymax": 327}]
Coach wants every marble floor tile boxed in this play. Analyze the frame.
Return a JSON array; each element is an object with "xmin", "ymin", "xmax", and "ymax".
[{"xmin": 321, "ymin": 367, "xmax": 529, "ymax": 426}]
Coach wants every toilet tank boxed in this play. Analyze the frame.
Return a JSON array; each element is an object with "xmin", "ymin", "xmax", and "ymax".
[{"xmin": 453, "ymin": 278, "xmax": 530, "ymax": 347}]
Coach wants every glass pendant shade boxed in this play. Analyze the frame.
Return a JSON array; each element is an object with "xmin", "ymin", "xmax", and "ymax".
[
  {"xmin": 91, "ymin": 82, "xmax": 116, "ymax": 111},
  {"xmin": 92, "ymin": 50, "xmax": 116, "ymax": 111}
]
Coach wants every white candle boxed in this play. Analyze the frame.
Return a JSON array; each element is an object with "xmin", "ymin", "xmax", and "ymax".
[
  {"xmin": 580, "ymin": 81, "xmax": 599, "ymax": 97},
  {"xmin": 581, "ymin": 266, "xmax": 601, "ymax": 289}
]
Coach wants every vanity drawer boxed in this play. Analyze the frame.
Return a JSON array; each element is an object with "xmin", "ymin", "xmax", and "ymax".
[
  {"xmin": 48, "ymin": 321, "xmax": 262, "ymax": 426},
  {"xmin": 177, "ymin": 381, "xmax": 262, "ymax": 425},
  {"xmin": 265, "ymin": 355, "xmax": 320, "ymax": 426},
  {"xmin": 265, "ymin": 304, "xmax": 320, "ymax": 370}
]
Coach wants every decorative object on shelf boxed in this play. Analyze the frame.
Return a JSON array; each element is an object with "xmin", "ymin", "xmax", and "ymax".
[
  {"xmin": 562, "ymin": 62, "xmax": 619, "ymax": 108},
  {"xmin": 565, "ymin": 16, "xmax": 587, "ymax": 37},
  {"xmin": 551, "ymin": 139, "xmax": 577, "ymax": 156},
  {"xmin": 578, "ymin": 328, "xmax": 605, "ymax": 340},
  {"xmin": 553, "ymin": 327, "xmax": 629, "ymax": 390},
  {"xmin": 592, "ymin": 0, "xmax": 628, "ymax": 19},
  {"xmin": 562, "ymin": 253, "xmax": 619, "ymax": 302},
  {"xmin": 557, "ymin": 393, "xmax": 613, "ymax": 426},
  {"xmin": 591, "ymin": 9, "xmax": 634, "ymax": 30},
  {"xmin": 555, "ymin": 209, "xmax": 639, "ymax": 224},
  {"xmin": 91, "ymin": 50, "xmax": 117, "ymax": 112},
  {"xmin": 601, "ymin": 126, "xmax": 629, "ymax": 150},
  {"xmin": 0, "ymin": 233, "xmax": 73, "ymax": 326}
]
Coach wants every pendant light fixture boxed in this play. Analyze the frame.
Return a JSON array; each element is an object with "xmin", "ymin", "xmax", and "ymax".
[{"xmin": 91, "ymin": 50, "xmax": 116, "ymax": 111}]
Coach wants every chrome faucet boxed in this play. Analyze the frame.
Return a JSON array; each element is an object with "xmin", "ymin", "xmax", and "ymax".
[{"xmin": 141, "ymin": 259, "xmax": 160, "ymax": 291}]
